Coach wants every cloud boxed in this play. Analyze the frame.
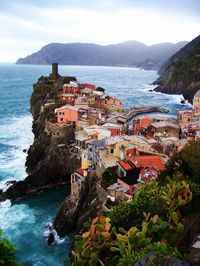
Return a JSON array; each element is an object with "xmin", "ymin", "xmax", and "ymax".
[{"xmin": 0, "ymin": 0, "xmax": 199, "ymax": 62}]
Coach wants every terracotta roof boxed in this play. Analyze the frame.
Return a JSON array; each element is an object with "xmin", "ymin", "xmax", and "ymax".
[
  {"xmin": 75, "ymin": 168, "xmax": 87, "ymax": 176},
  {"xmin": 118, "ymin": 160, "xmax": 133, "ymax": 171},
  {"xmin": 135, "ymin": 117, "xmax": 152, "ymax": 130},
  {"xmin": 129, "ymin": 155, "xmax": 165, "ymax": 171}
]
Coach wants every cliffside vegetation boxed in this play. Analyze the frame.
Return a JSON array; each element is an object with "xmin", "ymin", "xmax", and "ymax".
[
  {"xmin": 0, "ymin": 228, "xmax": 21, "ymax": 266},
  {"xmin": 69, "ymin": 141, "xmax": 200, "ymax": 265},
  {"xmin": 154, "ymin": 35, "xmax": 200, "ymax": 103}
]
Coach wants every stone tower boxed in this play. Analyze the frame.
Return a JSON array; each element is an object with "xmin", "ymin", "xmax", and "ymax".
[{"xmin": 51, "ymin": 63, "xmax": 59, "ymax": 79}]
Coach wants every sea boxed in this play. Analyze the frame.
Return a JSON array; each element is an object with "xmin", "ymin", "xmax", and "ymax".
[{"xmin": 0, "ymin": 64, "xmax": 192, "ymax": 265}]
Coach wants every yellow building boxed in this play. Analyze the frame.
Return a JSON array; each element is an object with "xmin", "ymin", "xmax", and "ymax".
[{"xmin": 193, "ymin": 90, "xmax": 200, "ymax": 109}]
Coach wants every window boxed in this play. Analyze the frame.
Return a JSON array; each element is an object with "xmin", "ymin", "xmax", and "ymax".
[
  {"xmin": 60, "ymin": 118, "xmax": 63, "ymax": 121},
  {"xmin": 111, "ymin": 148, "xmax": 114, "ymax": 154}
]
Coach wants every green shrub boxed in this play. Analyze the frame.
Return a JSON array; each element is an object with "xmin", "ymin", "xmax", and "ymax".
[{"xmin": 0, "ymin": 228, "xmax": 21, "ymax": 266}]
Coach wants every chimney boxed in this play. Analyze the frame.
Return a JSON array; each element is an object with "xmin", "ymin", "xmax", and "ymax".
[{"xmin": 52, "ymin": 63, "xmax": 59, "ymax": 79}]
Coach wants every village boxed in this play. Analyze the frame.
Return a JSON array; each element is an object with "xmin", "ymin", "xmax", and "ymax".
[{"xmin": 42, "ymin": 64, "xmax": 200, "ymax": 206}]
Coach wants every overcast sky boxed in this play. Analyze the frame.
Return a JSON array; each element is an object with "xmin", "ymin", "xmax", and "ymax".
[{"xmin": 0, "ymin": 0, "xmax": 199, "ymax": 62}]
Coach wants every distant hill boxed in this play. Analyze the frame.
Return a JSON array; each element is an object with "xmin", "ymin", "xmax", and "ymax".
[
  {"xmin": 153, "ymin": 35, "xmax": 200, "ymax": 102},
  {"xmin": 16, "ymin": 40, "xmax": 188, "ymax": 70}
]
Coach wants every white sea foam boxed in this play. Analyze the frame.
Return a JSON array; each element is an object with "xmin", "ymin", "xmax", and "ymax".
[
  {"xmin": 0, "ymin": 199, "xmax": 11, "ymax": 208},
  {"xmin": 0, "ymin": 115, "xmax": 33, "ymax": 189},
  {"xmin": 0, "ymin": 181, "xmax": 13, "ymax": 192},
  {"xmin": 0, "ymin": 203, "xmax": 36, "ymax": 231},
  {"xmin": 43, "ymin": 222, "xmax": 67, "ymax": 245}
]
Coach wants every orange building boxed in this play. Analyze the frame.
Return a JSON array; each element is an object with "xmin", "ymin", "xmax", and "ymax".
[
  {"xmin": 55, "ymin": 105, "xmax": 79, "ymax": 126},
  {"xmin": 96, "ymin": 96, "xmax": 124, "ymax": 110}
]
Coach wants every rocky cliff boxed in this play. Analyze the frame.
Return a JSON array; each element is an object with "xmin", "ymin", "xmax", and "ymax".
[
  {"xmin": 0, "ymin": 70, "xmax": 80, "ymax": 201},
  {"xmin": 153, "ymin": 35, "xmax": 200, "ymax": 103},
  {"xmin": 54, "ymin": 174, "xmax": 107, "ymax": 237}
]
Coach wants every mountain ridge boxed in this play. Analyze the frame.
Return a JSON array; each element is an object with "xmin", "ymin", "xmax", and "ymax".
[{"xmin": 16, "ymin": 40, "xmax": 188, "ymax": 70}]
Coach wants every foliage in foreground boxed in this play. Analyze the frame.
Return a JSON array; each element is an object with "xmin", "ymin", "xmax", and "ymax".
[
  {"xmin": 70, "ymin": 142, "xmax": 200, "ymax": 265},
  {"xmin": 0, "ymin": 228, "xmax": 21, "ymax": 266},
  {"xmin": 71, "ymin": 179, "xmax": 192, "ymax": 265}
]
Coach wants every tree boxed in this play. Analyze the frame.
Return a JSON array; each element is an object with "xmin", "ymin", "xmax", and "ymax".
[
  {"xmin": 0, "ymin": 228, "xmax": 21, "ymax": 266},
  {"xmin": 165, "ymin": 141, "xmax": 200, "ymax": 183}
]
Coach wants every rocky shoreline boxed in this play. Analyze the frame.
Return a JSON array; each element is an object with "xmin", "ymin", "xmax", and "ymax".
[
  {"xmin": 153, "ymin": 35, "xmax": 200, "ymax": 103},
  {"xmin": 0, "ymin": 65, "xmax": 178, "ymax": 238}
]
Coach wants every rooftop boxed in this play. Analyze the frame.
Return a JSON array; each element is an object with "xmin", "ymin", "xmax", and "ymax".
[
  {"xmin": 102, "ymin": 123, "xmax": 123, "ymax": 129},
  {"xmin": 55, "ymin": 105, "xmax": 79, "ymax": 112},
  {"xmin": 129, "ymin": 155, "xmax": 165, "ymax": 171},
  {"xmin": 194, "ymin": 90, "xmax": 200, "ymax": 98},
  {"xmin": 105, "ymin": 136, "xmax": 124, "ymax": 145},
  {"xmin": 151, "ymin": 121, "xmax": 179, "ymax": 129},
  {"xmin": 89, "ymin": 139, "xmax": 106, "ymax": 149}
]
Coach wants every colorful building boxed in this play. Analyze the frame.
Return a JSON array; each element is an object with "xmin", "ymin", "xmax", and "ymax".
[
  {"xmin": 177, "ymin": 110, "xmax": 193, "ymax": 127},
  {"xmin": 102, "ymin": 123, "xmax": 124, "ymax": 136},
  {"xmin": 193, "ymin": 90, "xmax": 200, "ymax": 109},
  {"xmin": 60, "ymin": 93, "xmax": 75, "ymax": 105},
  {"xmin": 55, "ymin": 105, "xmax": 79, "ymax": 126},
  {"xmin": 63, "ymin": 82, "xmax": 79, "ymax": 95},
  {"xmin": 71, "ymin": 168, "xmax": 88, "ymax": 196},
  {"xmin": 133, "ymin": 117, "xmax": 152, "ymax": 135},
  {"xmin": 117, "ymin": 154, "xmax": 164, "ymax": 194}
]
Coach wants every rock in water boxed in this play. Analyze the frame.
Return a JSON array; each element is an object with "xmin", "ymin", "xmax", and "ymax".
[{"xmin": 47, "ymin": 233, "xmax": 55, "ymax": 246}]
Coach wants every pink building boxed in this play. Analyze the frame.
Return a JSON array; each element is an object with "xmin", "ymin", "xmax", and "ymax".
[
  {"xmin": 55, "ymin": 105, "xmax": 79, "ymax": 126},
  {"xmin": 60, "ymin": 93, "xmax": 75, "ymax": 105},
  {"xmin": 63, "ymin": 82, "xmax": 79, "ymax": 95}
]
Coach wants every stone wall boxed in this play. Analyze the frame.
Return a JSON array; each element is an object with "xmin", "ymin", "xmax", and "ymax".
[{"xmin": 45, "ymin": 120, "xmax": 75, "ymax": 144}]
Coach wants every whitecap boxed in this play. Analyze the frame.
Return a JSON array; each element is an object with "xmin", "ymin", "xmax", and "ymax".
[
  {"xmin": 43, "ymin": 222, "xmax": 67, "ymax": 245},
  {"xmin": 0, "ymin": 199, "xmax": 11, "ymax": 208},
  {"xmin": 0, "ymin": 115, "xmax": 33, "ymax": 185},
  {"xmin": 0, "ymin": 180, "xmax": 13, "ymax": 192}
]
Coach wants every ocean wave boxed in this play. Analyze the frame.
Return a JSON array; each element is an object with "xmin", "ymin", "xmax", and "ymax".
[{"xmin": 0, "ymin": 115, "xmax": 33, "ymax": 188}]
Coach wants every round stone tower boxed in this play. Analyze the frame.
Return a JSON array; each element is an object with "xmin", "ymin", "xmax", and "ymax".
[{"xmin": 51, "ymin": 63, "xmax": 59, "ymax": 79}]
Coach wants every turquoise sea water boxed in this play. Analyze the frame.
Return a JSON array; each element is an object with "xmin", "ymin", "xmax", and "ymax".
[{"xmin": 0, "ymin": 64, "xmax": 192, "ymax": 265}]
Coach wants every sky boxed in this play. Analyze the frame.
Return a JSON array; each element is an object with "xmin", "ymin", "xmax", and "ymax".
[{"xmin": 0, "ymin": 0, "xmax": 199, "ymax": 62}]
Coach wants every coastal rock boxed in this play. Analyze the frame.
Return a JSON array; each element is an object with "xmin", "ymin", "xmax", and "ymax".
[
  {"xmin": 54, "ymin": 174, "xmax": 107, "ymax": 237},
  {"xmin": 153, "ymin": 35, "xmax": 200, "ymax": 103},
  {"xmin": 0, "ymin": 73, "xmax": 79, "ymax": 201}
]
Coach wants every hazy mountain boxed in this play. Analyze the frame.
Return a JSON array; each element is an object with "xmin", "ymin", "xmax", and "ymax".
[
  {"xmin": 153, "ymin": 35, "xmax": 200, "ymax": 102},
  {"xmin": 16, "ymin": 40, "xmax": 188, "ymax": 70}
]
